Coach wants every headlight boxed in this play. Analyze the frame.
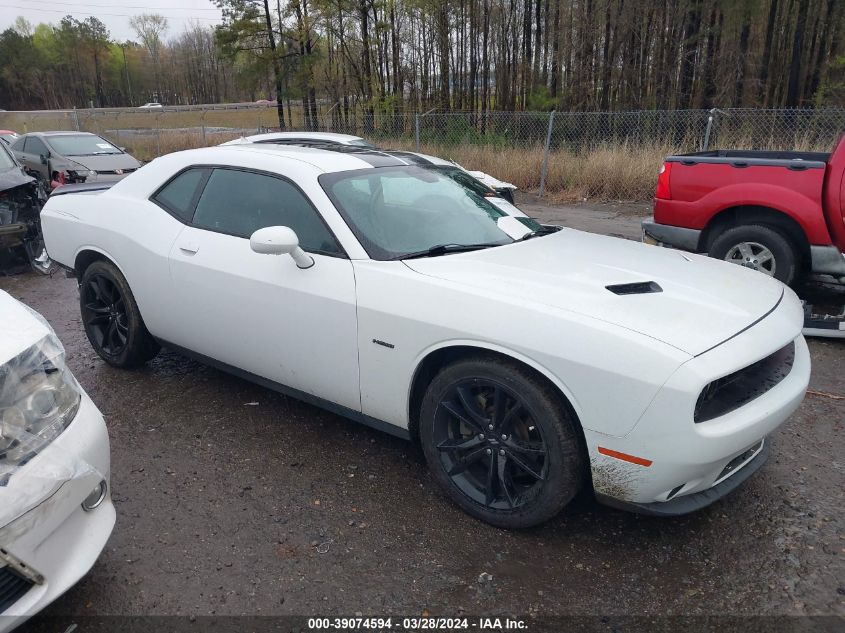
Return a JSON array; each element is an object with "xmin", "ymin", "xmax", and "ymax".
[{"xmin": 0, "ymin": 334, "xmax": 81, "ymax": 481}]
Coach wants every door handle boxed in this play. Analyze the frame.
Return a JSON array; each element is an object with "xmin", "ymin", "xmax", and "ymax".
[{"xmin": 178, "ymin": 241, "xmax": 199, "ymax": 254}]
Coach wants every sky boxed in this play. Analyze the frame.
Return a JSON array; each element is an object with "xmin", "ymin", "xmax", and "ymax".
[{"xmin": 0, "ymin": 0, "xmax": 224, "ymax": 42}]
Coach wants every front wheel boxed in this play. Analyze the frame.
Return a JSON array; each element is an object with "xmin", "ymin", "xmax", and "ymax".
[
  {"xmin": 79, "ymin": 260, "xmax": 160, "ymax": 367},
  {"xmin": 709, "ymin": 224, "xmax": 799, "ymax": 285},
  {"xmin": 420, "ymin": 356, "xmax": 584, "ymax": 528}
]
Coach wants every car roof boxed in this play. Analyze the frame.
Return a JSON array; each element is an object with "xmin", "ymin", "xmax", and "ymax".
[
  {"xmin": 176, "ymin": 144, "xmax": 456, "ymax": 175},
  {"xmin": 25, "ymin": 131, "xmax": 98, "ymax": 138},
  {"xmin": 241, "ymin": 139, "xmax": 455, "ymax": 167},
  {"xmin": 243, "ymin": 131, "xmax": 368, "ymax": 144}
]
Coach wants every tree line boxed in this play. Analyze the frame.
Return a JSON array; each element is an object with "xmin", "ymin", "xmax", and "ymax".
[{"xmin": 0, "ymin": 0, "xmax": 842, "ymax": 124}]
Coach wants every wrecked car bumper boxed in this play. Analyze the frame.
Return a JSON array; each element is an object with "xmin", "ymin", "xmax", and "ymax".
[
  {"xmin": 0, "ymin": 391, "xmax": 114, "ymax": 632},
  {"xmin": 586, "ymin": 293, "xmax": 810, "ymax": 515}
]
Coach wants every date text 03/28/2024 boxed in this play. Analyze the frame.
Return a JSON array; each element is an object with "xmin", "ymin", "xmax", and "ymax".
[{"xmin": 306, "ymin": 617, "xmax": 528, "ymax": 631}]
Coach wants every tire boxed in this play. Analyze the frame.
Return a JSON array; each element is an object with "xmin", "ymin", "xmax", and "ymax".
[
  {"xmin": 79, "ymin": 260, "xmax": 160, "ymax": 367},
  {"xmin": 708, "ymin": 224, "xmax": 799, "ymax": 285},
  {"xmin": 419, "ymin": 355, "xmax": 584, "ymax": 528}
]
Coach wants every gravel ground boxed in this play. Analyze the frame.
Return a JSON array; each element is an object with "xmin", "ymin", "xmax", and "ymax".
[{"xmin": 2, "ymin": 201, "xmax": 843, "ymax": 625}]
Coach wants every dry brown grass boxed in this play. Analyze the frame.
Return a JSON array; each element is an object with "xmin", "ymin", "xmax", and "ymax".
[{"xmin": 389, "ymin": 140, "xmax": 672, "ymax": 201}]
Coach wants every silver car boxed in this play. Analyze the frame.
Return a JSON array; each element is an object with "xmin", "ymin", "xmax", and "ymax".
[{"xmin": 10, "ymin": 131, "xmax": 142, "ymax": 187}]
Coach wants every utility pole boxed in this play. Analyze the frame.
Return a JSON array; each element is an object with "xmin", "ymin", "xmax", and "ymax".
[{"xmin": 121, "ymin": 44, "xmax": 134, "ymax": 106}]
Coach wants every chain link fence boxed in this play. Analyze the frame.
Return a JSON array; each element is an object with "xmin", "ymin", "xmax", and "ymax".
[{"xmin": 2, "ymin": 106, "xmax": 842, "ymax": 201}]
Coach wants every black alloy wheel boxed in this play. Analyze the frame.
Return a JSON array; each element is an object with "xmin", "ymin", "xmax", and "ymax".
[
  {"xmin": 79, "ymin": 259, "xmax": 160, "ymax": 367},
  {"xmin": 420, "ymin": 356, "xmax": 584, "ymax": 528},
  {"xmin": 81, "ymin": 273, "xmax": 130, "ymax": 356},
  {"xmin": 433, "ymin": 379, "xmax": 548, "ymax": 510}
]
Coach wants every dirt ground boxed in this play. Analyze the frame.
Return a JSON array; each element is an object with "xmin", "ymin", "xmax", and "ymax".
[{"xmin": 3, "ymin": 201, "xmax": 843, "ymax": 626}]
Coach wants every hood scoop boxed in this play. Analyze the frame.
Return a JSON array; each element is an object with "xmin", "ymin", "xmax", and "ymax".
[{"xmin": 606, "ymin": 281, "xmax": 663, "ymax": 295}]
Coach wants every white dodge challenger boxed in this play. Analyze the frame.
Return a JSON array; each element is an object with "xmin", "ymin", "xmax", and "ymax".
[{"xmin": 40, "ymin": 144, "xmax": 810, "ymax": 528}]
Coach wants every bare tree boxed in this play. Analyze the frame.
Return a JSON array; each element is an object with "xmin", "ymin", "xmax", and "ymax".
[{"xmin": 130, "ymin": 13, "xmax": 168, "ymax": 103}]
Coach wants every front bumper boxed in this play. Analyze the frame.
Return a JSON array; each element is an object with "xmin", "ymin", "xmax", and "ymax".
[
  {"xmin": 85, "ymin": 172, "xmax": 131, "ymax": 184},
  {"xmin": 641, "ymin": 218, "xmax": 701, "ymax": 252},
  {"xmin": 586, "ymin": 292, "xmax": 810, "ymax": 515},
  {"xmin": 0, "ymin": 392, "xmax": 114, "ymax": 632},
  {"xmin": 596, "ymin": 440, "xmax": 769, "ymax": 516}
]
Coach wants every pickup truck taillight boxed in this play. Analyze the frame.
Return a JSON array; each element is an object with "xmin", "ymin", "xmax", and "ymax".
[{"xmin": 655, "ymin": 162, "xmax": 672, "ymax": 200}]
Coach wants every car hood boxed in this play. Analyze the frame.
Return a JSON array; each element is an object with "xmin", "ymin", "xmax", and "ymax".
[
  {"xmin": 403, "ymin": 229, "xmax": 785, "ymax": 356},
  {"xmin": 0, "ymin": 291, "xmax": 51, "ymax": 363},
  {"xmin": 60, "ymin": 153, "xmax": 141, "ymax": 172},
  {"xmin": 0, "ymin": 166, "xmax": 35, "ymax": 192}
]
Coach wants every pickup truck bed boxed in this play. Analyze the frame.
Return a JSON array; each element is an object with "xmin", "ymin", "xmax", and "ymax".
[
  {"xmin": 673, "ymin": 149, "xmax": 830, "ymax": 164},
  {"xmin": 643, "ymin": 135, "xmax": 845, "ymax": 287}
]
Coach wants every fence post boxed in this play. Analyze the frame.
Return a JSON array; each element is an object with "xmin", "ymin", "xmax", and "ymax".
[
  {"xmin": 201, "ymin": 110, "xmax": 207, "ymax": 146},
  {"xmin": 415, "ymin": 113, "xmax": 420, "ymax": 152},
  {"xmin": 156, "ymin": 113, "xmax": 162, "ymax": 156},
  {"xmin": 73, "ymin": 108, "xmax": 80, "ymax": 131},
  {"xmin": 702, "ymin": 108, "xmax": 717, "ymax": 151},
  {"xmin": 539, "ymin": 110, "xmax": 555, "ymax": 197}
]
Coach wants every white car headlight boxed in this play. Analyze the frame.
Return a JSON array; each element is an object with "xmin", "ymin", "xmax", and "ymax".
[{"xmin": 0, "ymin": 334, "xmax": 82, "ymax": 482}]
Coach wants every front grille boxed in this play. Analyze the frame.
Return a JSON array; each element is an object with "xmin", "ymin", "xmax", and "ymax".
[
  {"xmin": 96, "ymin": 168, "xmax": 136, "ymax": 175},
  {"xmin": 0, "ymin": 566, "xmax": 34, "ymax": 613},
  {"xmin": 694, "ymin": 341, "xmax": 795, "ymax": 423}
]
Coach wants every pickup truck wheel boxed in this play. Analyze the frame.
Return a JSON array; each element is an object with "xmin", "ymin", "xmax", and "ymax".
[
  {"xmin": 79, "ymin": 260, "xmax": 160, "ymax": 368},
  {"xmin": 419, "ymin": 356, "xmax": 584, "ymax": 528},
  {"xmin": 709, "ymin": 225, "xmax": 798, "ymax": 285}
]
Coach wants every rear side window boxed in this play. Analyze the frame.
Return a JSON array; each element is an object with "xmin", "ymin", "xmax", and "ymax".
[
  {"xmin": 152, "ymin": 168, "xmax": 208, "ymax": 223},
  {"xmin": 192, "ymin": 168, "xmax": 341, "ymax": 255}
]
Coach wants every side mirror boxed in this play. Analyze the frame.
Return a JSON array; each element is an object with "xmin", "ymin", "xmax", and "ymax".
[
  {"xmin": 250, "ymin": 226, "xmax": 314, "ymax": 269},
  {"xmin": 40, "ymin": 153, "xmax": 49, "ymax": 165}
]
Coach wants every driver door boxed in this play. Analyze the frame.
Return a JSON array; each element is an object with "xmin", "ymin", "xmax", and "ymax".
[{"xmin": 166, "ymin": 166, "xmax": 361, "ymax": 412}]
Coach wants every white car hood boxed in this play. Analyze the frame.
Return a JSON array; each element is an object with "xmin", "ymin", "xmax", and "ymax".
[{"xmin": 404, "ymin": 229, "xmax": 785, "ymax": 356}]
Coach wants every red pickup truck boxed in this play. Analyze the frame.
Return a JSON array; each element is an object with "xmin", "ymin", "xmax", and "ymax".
[{"xmin": 642, "ymin": 134, "xmax": 845, "ymax": 287}]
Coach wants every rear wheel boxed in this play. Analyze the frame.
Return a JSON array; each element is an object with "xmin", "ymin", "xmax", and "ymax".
[
  {"xmin": 709, "ymin": 224, "xmax": 799, "ymax": 285},
  {"xmin": 79, "ymin": 260, "xmax": 160, "ymax": 367},
  {"xmin": 419, "ymin": 356, "xmax": 584, "ymax": 528}
]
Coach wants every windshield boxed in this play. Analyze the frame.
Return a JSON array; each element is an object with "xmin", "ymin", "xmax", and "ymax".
[
  {"xmin": 433, "ymin": 166, "xmax": 496, "ymax": 196},
  {"xmin": 348, "ymin": 139, "xmax": 375, "ymax": 148},
  {"xmin": 321, "ymin": 166, "xmax": 538, "ymax": 260},
  {"xmin": 0, "ymin": 144, "xmax": 16, "ymax": 169},
  {"xmin": 47, "ymin": 134, "xmax": 121, "ymax": 156}
]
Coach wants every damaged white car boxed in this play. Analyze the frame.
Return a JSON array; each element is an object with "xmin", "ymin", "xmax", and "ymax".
[
  {"xmin": 40, "ymin": 145, "xmax": 809, "ymax": 528},
  {"xmin": 0, "ymin": 292, "xmax": 113, "ymax": 630}
]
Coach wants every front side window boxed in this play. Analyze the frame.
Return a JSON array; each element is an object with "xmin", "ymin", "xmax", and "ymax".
[
  {"xmin": 10, "ymin": 137, "xmax": 25, "ymax": 152},
  {"xmin": 320, "ymin": 166, "xmax": 536, "ymax": 260},
  {"xmin": 192, "ymin": 168, "xmax": 340, "ymax": 255},
  {"xmin": 25, "ymin": 137, "xmax": 48, "ymax": 156}
]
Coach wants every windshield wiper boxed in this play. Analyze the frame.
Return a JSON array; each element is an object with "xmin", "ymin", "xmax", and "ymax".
[
  {"xmin": 392, "ymin": 243, "xmax": 496, "ymax": 260},
  {"xmin": 519, "ymin": 225, "xmax": 561, "ymax": 241}
]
